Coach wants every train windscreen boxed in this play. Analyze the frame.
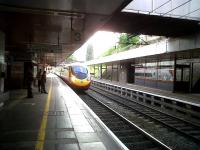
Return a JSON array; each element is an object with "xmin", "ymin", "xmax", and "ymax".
[{"xmin": 72, "ymin": 66, "xmax": 88, "ymax": 79}]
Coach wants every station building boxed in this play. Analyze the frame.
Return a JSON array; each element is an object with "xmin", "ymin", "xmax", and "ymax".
[{"xmin": 86, "ymin": 33, "xmax": 200, "ymax": 93}]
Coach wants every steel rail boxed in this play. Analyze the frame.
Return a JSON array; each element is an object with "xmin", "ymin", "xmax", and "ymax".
[
  {"xmin": 89, "ymin": 86, "xmax": 200, "ymax": 145},
  {"xmin": 78, "ymin": 92, "xmax": 171, "ymax": 150}
]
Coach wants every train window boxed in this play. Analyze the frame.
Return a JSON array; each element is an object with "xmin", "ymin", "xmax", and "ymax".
[
  {"xmin": 71, "ymin": 65, "xmax": 88, "ymax": 79},
  {"xmin": 72, "ymin": 66, "xmax": 88, "ymax": 74}
]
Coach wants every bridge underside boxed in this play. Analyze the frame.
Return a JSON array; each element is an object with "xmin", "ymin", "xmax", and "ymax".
[
  {"xmin": 102, "ymin": 12, "xmax": 200, "ymax": 37},
  {"xmin": 0, "ymin": 0, "xmax": 199, "ymax": 65}
]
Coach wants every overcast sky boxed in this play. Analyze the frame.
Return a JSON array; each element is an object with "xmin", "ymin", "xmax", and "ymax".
[{"xmin": 73, "ymin": 31, "xmax": 119, "ymax": 61}]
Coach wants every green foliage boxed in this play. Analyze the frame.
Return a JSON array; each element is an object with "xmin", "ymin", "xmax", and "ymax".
[
  {"xmin": 101, "ymin": 47, "xmax": 116, "ymax": 57},
  {"xmin": 119, "ymin": 33, "xmax": 140, "ymax": 46},
  {"xmin": 66, "ymin": 54, "xmax": 77, "ymax": 63},
  {"xmin": 86, "ymin": 43, "xmax": 94, "ymax": 61},
  {"xmin": 100, "ymin": 33, "xmax": 141, "ymax": 57}
]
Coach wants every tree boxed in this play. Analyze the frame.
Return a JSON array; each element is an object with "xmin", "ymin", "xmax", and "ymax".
[
  {"xmin": 118, "ymin": 33, "xmax": 140, "ymax": 47},
  {"xmin": 66, "ymin": 54, "xmax": 77, "ymax": 63},
  {"xmin": 101, "ymin": 47, "xmax": 116, "ymax": 57},
  {"xmin": 86, "ymin": 43, "xmax": 94, "ymax": 61},
  {"xmin": 100, "ymin": 33, "xmax": 141, "ymax": 57}
]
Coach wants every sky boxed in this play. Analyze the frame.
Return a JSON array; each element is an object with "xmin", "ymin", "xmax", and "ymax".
[{"xmin": 73, "ymin": 31, "xmax": 120, "ymax": 61}]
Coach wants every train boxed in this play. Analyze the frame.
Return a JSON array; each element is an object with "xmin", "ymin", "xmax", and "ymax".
[{"xmin": 57, "ymin": 63, "xmax": 91, "ymax": 90}]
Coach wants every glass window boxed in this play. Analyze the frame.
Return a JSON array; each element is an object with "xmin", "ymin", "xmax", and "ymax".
[
  {"xmin": 158, "ymin": 68, "xmax": 174, "ymax": 81},
  {"xmin": 176, "ymin": 68, "xmax": 182, "ymax": 81},
  {"xmin": 192, "ymin": 63, "xmax": 200, "ymax": 87},
  {"xmin": 72, "ymin": 66, "xmax": 88, "ymax": 74},
  {"xmin": 183, "ymin": 68, "xmax": 190, "ymax": 82},
  {"xmin": 145, "ymin": 67, "xmax": 157, "ymax": 80},
  {"xmin": 72, "ymin": 65, "xmax": 88, "ymax": 79},
  {"xmin": 144, "ymin": 62, "xmax": 157, "ymax": 80},
  {"xmin": 146, "ymin": 62, "xmax": 157, "ymax": 67},
  {"xmin": 158, "ymin": 60, "xmax": 174, "ymax": 67},
  {"xmin": 94, "ymin": 65, "xmax": 98, "ymax": 78},
  {"xmin": 112, "ymin": 68, "xmax": 118, "ymax": 81},
  {"xmin": 135, "ymin": 66, "xmax": 145, "ymax": 78},
  {"xmin": 106, "ymin": 65, "xmax": 112, "ymax": 80},
  {"xmin": 177, "ymin": 59, "xmax": 190, "ymax": 65},
  {"xmin": 89, "ymin": 65, "xmax": 94, "ymax": 75},
  {"xmin": 102, "ymin": 64, "xmax": 107, "ymax": 79},
  {"xmin": 158, "ymin": 60, "xmax": 174, "ymax": 81}
]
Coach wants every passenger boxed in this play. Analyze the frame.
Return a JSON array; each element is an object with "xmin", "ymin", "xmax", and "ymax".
[
  {"xmin": 41, "ymin": 71, "xmax": 47, "ymax": 94},
  {"xmin": 36, "ymin": 69, "xmax": 42, "ymax": 92},
  {"xmin": 27, "ymin": 66, "xmax": 34, "ymax": 98}
]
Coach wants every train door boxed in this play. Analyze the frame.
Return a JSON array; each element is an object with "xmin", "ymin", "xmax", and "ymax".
[{"xmin": 174, "ymin": 64, "xmax": 190, "ymax": 92}]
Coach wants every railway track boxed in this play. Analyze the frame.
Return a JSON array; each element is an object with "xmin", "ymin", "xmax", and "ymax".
[
  {"xmin": 78, "ymin": 92, "xmax": 170, "ymax": 150},
  {"xmin": 86, "ymin": 86, "xmax": 200, "ymax": 149}
]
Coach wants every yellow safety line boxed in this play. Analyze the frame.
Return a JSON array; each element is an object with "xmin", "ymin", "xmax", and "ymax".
[{"xmin": 35, "ymin": 78, "xmax": 52, "ymax": 150}]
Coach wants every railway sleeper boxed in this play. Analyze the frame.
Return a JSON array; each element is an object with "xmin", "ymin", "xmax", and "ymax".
[
  {"xmin": 109, "ymin": 126, "xmax": 135, "ymax": 132},
  {"xmin": 98, "ymin": 118, "xmax": 120, "ymax": 122},
  {"xmin": 106, "ymin": 124, "xmax": 131, "ymax": 129},
  {"xmin": 114, "ymin": 130, "xmax": 139, "ymax": 136},
  {"xmin": 187, "ymin": 131, "xmax": 200, "ymax": 135},
  {"xmin": 101, "ymin": 120, "xmax": 124, "ymax": 125},
  {"xmin": 178, "ymin": 126, "xmax": 196, "ymax": 131},
  {"xmin": 95, "ymin": 113, "xmax": 114, "ymax": 117},
  {"xmin": 92, "ymin": 109, "xmax": 109, "ymax": 113},
  {"xmin": 118, "ymin": 134, "xmax": 145, "ymax": 142},
  {"xmin": 125, "ymin": 140, "xmax": 159, "ymax": 150}
]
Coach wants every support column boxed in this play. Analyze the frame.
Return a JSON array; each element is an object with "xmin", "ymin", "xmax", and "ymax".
[
  {"xmin": 173, "ymin": 55, "xmax": 177, "ymax": 93},
  {"xmin": 0, "ymin": 31, "xmax": 5, "ymax": 93},
  {"xmin": 0, "ymin": 31, "xmax": 9, "ymax": 108}
]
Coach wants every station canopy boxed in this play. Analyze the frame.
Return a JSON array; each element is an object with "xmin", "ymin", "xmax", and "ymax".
[
  {"xmin": 102, "ymin": 0, "xmax": 200, "ymax": 37},
  {"xmin": 123, "ymin": 0, "xmax": 200, "ymax": 21},
  {"xmin": 0, "ymin": 0, "xmax": 132, "ymax": 65},
  {"xmin": 0, "ymin": 0, "xmax": 199, "ymax": 65}
]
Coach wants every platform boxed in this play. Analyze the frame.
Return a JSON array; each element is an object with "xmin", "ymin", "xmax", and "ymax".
[
  {"xmin": 92, "ymin": 78, "xmax": 200, "ymax": 106},
  {"xmin": 0, "ymin": 74, "xmax": 127, "ymax": 150}
]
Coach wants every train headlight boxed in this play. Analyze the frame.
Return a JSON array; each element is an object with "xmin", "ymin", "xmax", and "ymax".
[{"xmin": 71, "ymin": 75, "xmax": 76, "ymax": 82}]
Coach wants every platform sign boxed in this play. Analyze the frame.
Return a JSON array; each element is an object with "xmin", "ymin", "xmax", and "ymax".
[{"xmin": 71, "ymin": 30, "xmax": 83, "ymax": 43}]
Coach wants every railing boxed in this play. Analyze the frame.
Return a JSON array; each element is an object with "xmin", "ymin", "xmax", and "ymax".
[{"xmin": 91, "ymin": 80, "xmax": 200, "ymax": 124}]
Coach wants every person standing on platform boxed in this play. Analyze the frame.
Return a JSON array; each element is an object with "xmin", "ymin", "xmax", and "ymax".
[
  {"xmin": 27, "ymin": 66, "xmax": 34, "ymax": 98},
  {"xmin": 36, "ymin": 69, "xmax": 42, "ymax": 92},
  {"xmin": 41, "ymin": 71, "xmax": 47, "ymax": 94}
]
